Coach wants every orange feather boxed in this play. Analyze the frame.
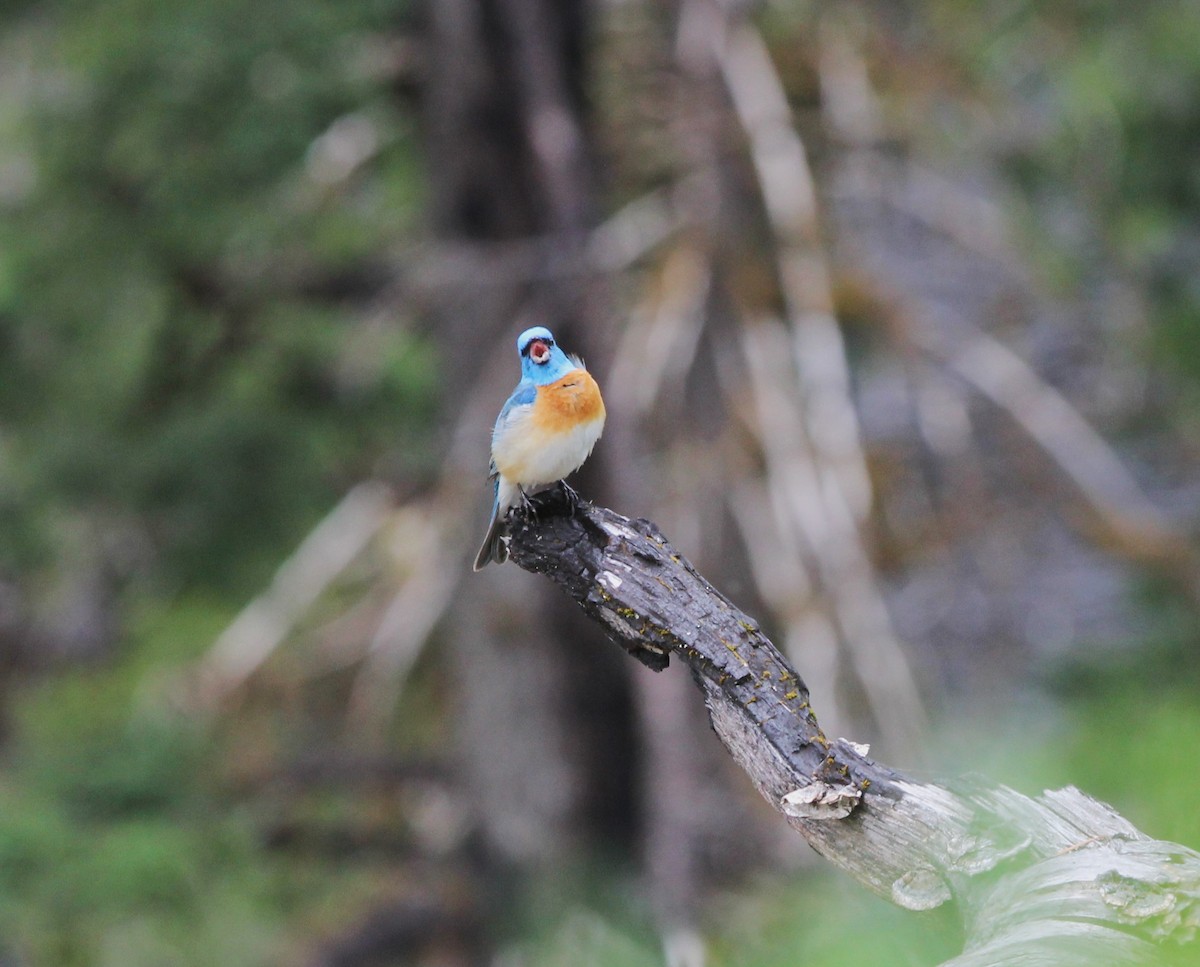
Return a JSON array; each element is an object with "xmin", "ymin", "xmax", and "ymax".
[{"xmin": 531, "ymin": 369, "xmax": 605, "ymax": 433}]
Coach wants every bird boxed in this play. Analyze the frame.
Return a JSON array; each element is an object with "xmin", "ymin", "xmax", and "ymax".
[{"xmin": 473, "ymin": 326, "xmax": 605, "ymax": 571}]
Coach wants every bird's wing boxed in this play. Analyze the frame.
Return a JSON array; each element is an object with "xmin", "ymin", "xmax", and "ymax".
[
  {"xmin": 496, "ymin": 380, "xmax": 537, "ymax": 425},
  {"xmin": 487, "ymin": 380, "xmax": 537, "ymax": 477}
]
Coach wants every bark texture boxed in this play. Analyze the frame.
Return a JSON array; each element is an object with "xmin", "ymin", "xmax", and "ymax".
[{"xmin": 508, "ymin": 490, "xmax": 1200, "ymax": 966}]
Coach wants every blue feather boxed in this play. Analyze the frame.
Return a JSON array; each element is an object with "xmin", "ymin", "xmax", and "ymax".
[
  {"xmin": 522, "ymin": 349, "xmax": 575, "ymax": 385},
  {"xmin": 499, "ymin": 381, "xmax": 537, "ymax": 418},
  {"xmin": 515, "ymin": 326, "xmax": 579, "ymax": 386}
]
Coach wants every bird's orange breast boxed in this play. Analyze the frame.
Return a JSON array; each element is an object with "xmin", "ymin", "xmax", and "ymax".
[{"xmin": 531, "ymin": 369, "xmax": 605, "ymax": 434}]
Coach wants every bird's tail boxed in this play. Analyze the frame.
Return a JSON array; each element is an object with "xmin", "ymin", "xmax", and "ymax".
[
  {"xmin": 473, "ymin": 481, "xmax": 510, "ymax": 571},
  {"xmin": 472, "ymin": 501, "xmax": 508, "ymax": 570}
]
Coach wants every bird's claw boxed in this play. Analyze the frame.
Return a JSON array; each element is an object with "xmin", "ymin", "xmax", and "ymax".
[{"xmin": 558, "ymin": 480, "xmax": 581, "ymax": 511}]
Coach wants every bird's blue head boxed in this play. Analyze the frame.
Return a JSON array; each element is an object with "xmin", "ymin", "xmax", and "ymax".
[{"xmin": 516, "ymin": 326, "xmax": 577, "ymax": 385}]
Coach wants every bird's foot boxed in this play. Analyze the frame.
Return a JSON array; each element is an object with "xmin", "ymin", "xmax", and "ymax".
[
  {"xmin": 558, "ymin": 480, "xmax": 581, "ymax": 511},
  {"xmin": 518, "ymin": 489, "xmax": 539, "ymax": 519}
]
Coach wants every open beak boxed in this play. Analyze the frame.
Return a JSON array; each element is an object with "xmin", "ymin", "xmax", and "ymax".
[{"xmin": 530, "ymin": 340, "xmax": 551, "ymax": 364}]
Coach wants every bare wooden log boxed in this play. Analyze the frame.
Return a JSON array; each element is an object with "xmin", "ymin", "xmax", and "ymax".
[{"xmin": 507, "ymin": 490, "xmax": 1200, "ymax": 965}]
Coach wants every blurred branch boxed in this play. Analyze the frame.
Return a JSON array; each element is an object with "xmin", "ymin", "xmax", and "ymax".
[
  {"xmin": 195, "ymin": 482, "xmax": 394, "ymax": 705},
  {"xmin": 719, "ymin": 21, "xmax": 868, "ymax": 511},
  {"xmin": 812, "ymin": 6, "xmax": 1197, "ymax": 590},
  {"xmin": 735, "ymin": 317, "xmax": 927, "ymax": 751},
  {"xmin": 605, "ymin": 243, "xmax": 710, "ymax": 419},
  {"xmin": 400, "ymin": 186, "xmax": 682, "ymax": 297},
  {"xmin": 508, "ymin": 490, "xmax": 1200, "ymax": 966},
  {"xmin": 914, "ymin": 325, "xmax": 1189, "ymax": 566},
  {"xmin": 343, "ymin": 499, "xmax": 463, "ymax": 736},
  {"xmin": 712, "ymin": 14, "xmax": 926, "ymax": 751}
]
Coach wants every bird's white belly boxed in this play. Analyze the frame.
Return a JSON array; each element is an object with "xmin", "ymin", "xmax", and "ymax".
[{"xmin": 494, "ymin": 415, "xmax": 604, "ymax": 487}]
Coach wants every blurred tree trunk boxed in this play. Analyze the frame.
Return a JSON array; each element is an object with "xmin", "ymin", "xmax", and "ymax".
[{"xmin": 422, "ymin": 0, "xmax": 638, "ymax": 871}]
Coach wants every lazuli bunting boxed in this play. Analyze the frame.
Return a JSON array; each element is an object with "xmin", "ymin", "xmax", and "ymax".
[{"xmin": 473, "ymin": 326, "xmax": 606, "ymax": 571}]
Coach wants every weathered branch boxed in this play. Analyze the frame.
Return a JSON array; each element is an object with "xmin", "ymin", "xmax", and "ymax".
[{"xmin": 508, "ymin": 491, "xmax": 1200, "ymax": 965}]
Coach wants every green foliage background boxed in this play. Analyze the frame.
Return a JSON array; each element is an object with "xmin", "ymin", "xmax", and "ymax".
[
  {"xmin": 0, "ymin": 0, "xmax": 432, "ymax": 591},
  {"xmin": 0, "ymin": 0, "xmax": 1198, "ymax": 964}
]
